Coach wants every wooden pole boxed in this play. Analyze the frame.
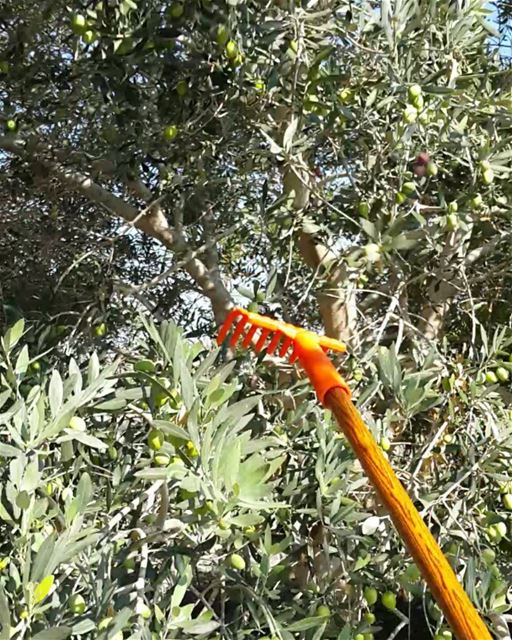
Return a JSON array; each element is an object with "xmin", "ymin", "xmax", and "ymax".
[{"xmin": 325, "ymin": 387, "xmax": 492, "ymax": 640}]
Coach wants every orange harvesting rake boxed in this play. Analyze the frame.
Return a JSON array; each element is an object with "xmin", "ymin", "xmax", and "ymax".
[{"xmin": 217, "ymin": 307, "xmax": 492, "ymax": 640}]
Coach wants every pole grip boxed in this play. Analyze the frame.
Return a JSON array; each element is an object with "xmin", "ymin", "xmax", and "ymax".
[{"xmin": 325, "ymin": 387, "xmax": 492, "ymax": 640}]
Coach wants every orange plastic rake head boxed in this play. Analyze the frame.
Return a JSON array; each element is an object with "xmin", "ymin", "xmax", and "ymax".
[{"xmin": 217, "ymin": 307, "xmax": 351, "ymax": 404}]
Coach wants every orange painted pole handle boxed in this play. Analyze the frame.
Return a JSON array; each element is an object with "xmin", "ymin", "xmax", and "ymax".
[{"xmin": 325, "ymin": 387, "xmax": 492, "ymax": 640}]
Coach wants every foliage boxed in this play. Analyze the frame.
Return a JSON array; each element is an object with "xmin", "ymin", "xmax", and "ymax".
[
  {"xmin": 1, "ymin": 318, "xmax": 512, "ymax": 639},
  {"xmin": 2, "ymin": 0, "xmax": 512, "ymax": 638}
]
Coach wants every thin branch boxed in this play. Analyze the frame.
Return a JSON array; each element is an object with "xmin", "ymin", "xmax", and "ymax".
[{"xmin": 114, "ymin": 222, "xmax": 240, "ymax": 295}]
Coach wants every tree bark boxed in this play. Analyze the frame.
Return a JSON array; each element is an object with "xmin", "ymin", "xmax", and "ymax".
[
  {"xmin": 419, "ymin": 227, "xmax": 499, "ymax": 340},
  {"xmin": 297, "ymin": 230, "xmax": 356, "ymax": 342},
  {"xmin": 280, "ymin": 158, "xmax": 356, "ymax": 342}
]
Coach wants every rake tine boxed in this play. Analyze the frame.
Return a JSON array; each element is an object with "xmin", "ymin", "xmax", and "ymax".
[
  {"xmin": 289, "ymin": 346, "xmax": 299, "ymax": 363},
  {"xmin": 266, "ymin": 332, "xmax": 282, "ymax": 356},
  {"xmin": 216, "ymin": 309, "xmax": 240, "ymax": 345},
  {"xmin": 279, "ymin": 336, "xmax": 294, "ymax": 358},
  {"xmin": 229, "ymin": 316, "xmax": 248, "ymax": 347},
  {"xmin": 242, "ymin": 323, "xmax": 258, "ymax": 347},
  {"xmin": 255, "ymin": 328, "xmax": 271, "ymax": 352}
]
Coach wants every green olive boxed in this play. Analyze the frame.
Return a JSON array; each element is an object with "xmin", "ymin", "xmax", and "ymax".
[
  {"xmin": 482, "ymin": 168, "xmax": 494, "ymax": 184},
  {"xmin": 403, "ymin": 105, "xmax": 418, "ymax": 123},
  {"xmin": 147, "ymin": 428, "xmax": 164, "ymax": 451},
  {"xmin": 229, "ymin": 553, "xmax": 246, "ymax": 570},
  {"xmin": 380, "ymin": 436, "xmax": 391, "ymax": 451},
  {"xmin": 94, "ymin": 323, "xmax": 107, "ymax": 337},
  {"xmin": 446, "ymin": 213, "xmax": 459, "ymax": 232},
  {"xmin": 426, "ymin": 161, "xmax": 438, "ymax": 177},
  {"xmin": 470, "ymin": 193, "xmax": 483, "ymax": 208},
  {"xmin": 496, "ymin": 367, "xmax": 509, "ymax": 382},
  {"xmin": 154, "ymin": 453, "xmax": 170, "ymax": 466},
  {"xmin": 133, "ymin": 359, "xmax": 156, "ymax": 373},
  {"xmin": 485, "ymin": 371, "xmax": 498, "ymax": 384},
  {"xmin": 164, "ymin": 124, "xmax": 178, "ymax": 140},
  {"xmin": 481, "ymin": 548, "xmax": 496, "ymax": 565},
  {"xmin": 98, "ymin": 617, "xmax": 112, "ymax": 630},
  {"xmin": 363, "ymin": 586, "xmax": 378, "ymax": 606},
  {"xmin": 502, "ymin": 493, "xmax": 512, "ymax": 510},
  {"xmin": 225, "ymin": 40, "xmax": 238, "ymax": 60},
  {"xmin": 408, "ymin": 84, "xmax": 422, "ymax": 100},
  {"xmin": 381, "ymin": 591, "xmax": 396, "ymax": 610},
  {"xmin": 69, "ymin": 416, "xmax": 86, "ymax": 431},
  {"xmin": 402, "ymin": 182, "xmax": 416, "ymax": 196},
  {"xmin": 168, "ymin": 3, "xmax": 184, "ymax": 18},
  {"xmin": 315, "ymin": 604, "xmax": 330, "ymax": 617},
  {"xmin": 215, "ymin": 25, "xmax": 229, "ymax": 46},
  {"xmin": 358, "ymin": 201, "xmax": 370, "ymax": 217},
  {"xmin": 71, "ymin": 14, "xmax": 87, "ymax": 33},
  {"xmin": 68, "ymin": 594, "xmax": 86, "ymax": 615},
  {"xmin": 176, "ymin": 80, "xmax": 188, "ymax": 97},
  {"xmin": 82, "ymin": 30, "xmax": 97, "ymax": 44}
]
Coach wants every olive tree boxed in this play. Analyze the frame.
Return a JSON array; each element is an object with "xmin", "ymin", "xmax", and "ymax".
[{"xmin": 1, "ymin": 0, "xmax": 512, "ymax": 638}]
